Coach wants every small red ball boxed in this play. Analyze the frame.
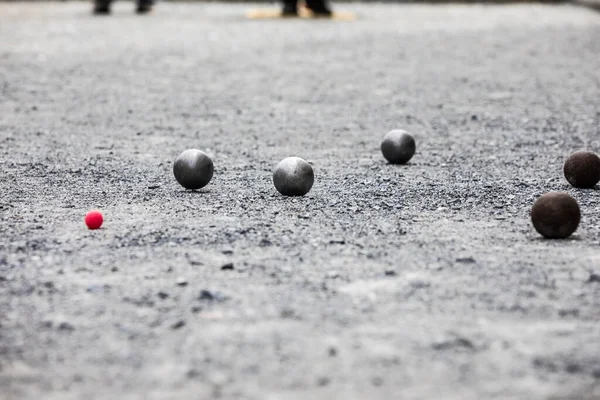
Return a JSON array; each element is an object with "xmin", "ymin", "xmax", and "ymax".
[{"xmin": 85, "ymin": 210, "xmax": 103, "ymax": 230}]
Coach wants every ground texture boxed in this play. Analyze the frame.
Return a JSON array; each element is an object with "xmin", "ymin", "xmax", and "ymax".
[{"xmin": 1, "ymin": 2, "xmax": 600, "ymax": 399}]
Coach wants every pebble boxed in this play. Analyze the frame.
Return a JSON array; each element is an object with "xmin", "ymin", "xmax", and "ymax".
[
  {"xmin": 176, "ymin": 277, "xmax": 188, "ymax": 287},
  {"xmin": 198, "ymin": 290, "xmax": 226, "ymax": 302},
  {"xmin": 587, "ymin": 273, "xmax": 600, "ymax": 283},
  {"xmin": 404, "ymin": 272, "xmax": 431, "ymax": 288},
  {"xmin": 432, "ymin": 336, "xmax": 474, "ymax": 351},
  {"xmin": 221, "ymin": 263, "xmax": 234, "ymax": 270},
  {"xmin": 316, "ymin": 377, "xmax": 331, "ymax": 387},
  {"xmin": 58, "ymin": 322, "xmax": 75, "ymax": 331},
  {"xmin": 259, "ymin": 238, "xmax": 272, "ymax": 247},
  {"xmin": 326, "ymin": 271, "xmax": 340, "ymax": 279},
  {"xmin": 221, "ymin": 247, "xmax": 234, "ymax": 255},
  {"xmin": 171, "ymin": 320, "xmax": 186, "ymax": 330}
]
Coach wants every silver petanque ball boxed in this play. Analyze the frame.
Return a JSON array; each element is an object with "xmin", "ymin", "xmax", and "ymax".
[
  {"xmin": 173, "ymin": 149, "xmax": 214, "ymax": 190},
  {"xmin": 381, "ymin": 129, "xmax": 416, "ymax": 165},
  {"xmin": 273, "ymin": 157, "xmax": 314, "ymax": 196}
]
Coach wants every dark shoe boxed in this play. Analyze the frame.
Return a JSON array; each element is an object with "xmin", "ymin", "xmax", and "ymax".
[
  {"xmin": 304, "ymin": 0, "xmax": 332, "ymax": 16},
  {"xmin": 93, "ymin": 1, "xmax": 111, "ymax": 14},
  {"xmin": 136, "ymin": 0, "xmax": 154, "ymax": 14},
  {"xmin": 282, "ymin": 0, "xmax": 298, "ymax": 16}
]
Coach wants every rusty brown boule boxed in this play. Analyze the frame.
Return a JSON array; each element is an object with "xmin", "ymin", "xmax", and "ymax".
[
  {"xmin": 563, "ymin": 151, "xmax": 600, "ymax": 189},
  {"xmin": 530, "ymin": 192, "xmax": 580, "ymax": 239}
]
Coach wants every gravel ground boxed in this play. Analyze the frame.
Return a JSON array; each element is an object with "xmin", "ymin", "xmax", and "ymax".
[{"xmin": 1, "ymin": 2, "xmax": 600, "ymax": 399}]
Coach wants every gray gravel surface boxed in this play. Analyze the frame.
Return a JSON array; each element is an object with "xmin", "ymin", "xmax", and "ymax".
[{"xmin": 1, "ymin": 2, "xmax": 600, "ymax": 399}]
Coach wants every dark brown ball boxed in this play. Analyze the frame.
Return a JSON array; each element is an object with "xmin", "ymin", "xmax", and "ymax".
[
  {"xmin": 381, "ymin": 130, "xmax": 416, "ymax": 165},
  {"xmin": 563, "ymin": 151, "xmax": 600, "ymax": 189},
  {"xmin": 531, "ymin": 192, "xmax": 580, "ymax": 239}
]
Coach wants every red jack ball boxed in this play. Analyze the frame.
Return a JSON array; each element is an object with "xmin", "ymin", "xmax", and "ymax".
[{"xmin": 85, "ymin": 210, "xmax": 103, "ymax": 230}]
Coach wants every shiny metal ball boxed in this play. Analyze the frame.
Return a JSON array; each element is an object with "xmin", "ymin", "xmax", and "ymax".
[
  {"xmin": 381, "ymin": 130, "xmax": 416, "ymax": 165},
  {"xmin": 531, "ymin": 192, "xmax": 580, "ymax": 239},
  {"xmin": 173, "ymin": 149, "xmax": 214, "ymax": 190},
  {"xmin": 563, "ymin": 151, "xmax": 600, "ymax": 189},
  {"xmin": 273, "ymin": 157, "xmax": 314, "ymax": 196}
]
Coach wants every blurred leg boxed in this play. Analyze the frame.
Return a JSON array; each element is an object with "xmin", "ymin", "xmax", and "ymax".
[
  {"xmin": 136, "ymin": 0, "xmax": 155, "ymax": 14},
  {"xmin": 305, "ymin": 0, "xmax": 332, "ymax": 15},
  {"xmin": 282, "ymin": 0, "xmax": 298, "ymax": 16},
  {"xmin": 93, "ymin": 0, "xmax": 111, "ymax": 14}
]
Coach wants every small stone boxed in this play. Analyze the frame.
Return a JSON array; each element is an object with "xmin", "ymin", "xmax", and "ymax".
[
  {"xmin": 381, "ymin": 130, "xmax": 416, "ymax": 165},
  {"xmin": 259, "ymin": 238, "xmax": 272, "ymax": 247},
  {"xmin": 325, "ymin": 271, "xmax": 340, "ymax": 279},
  {"xmin": 329, "ymin": 238, "xmax": 345, "ymax": 245},
  {"xmin": 558, "ymin": 309, "xmax": 579, "ymax": 317},
  {"xmin": 58, "ymin": 322, "xmax": 75, "ymax": 331},
  {"xmin": 565, "ymin": 363, "xmax": 581, "ymax": 374},
  {"xmin": 198, "ymin": 290, "xmax": 226, "ymax": 302},
  {"xmin": 432, "ymin": 336, "xmax": 474, "ymax": 351},
  {"xmin": 531, "ymin": 192, "xmax": 580, "ymax": 239},
  {"xmin": 157, "ymin": 291, "xmax": 169, "ymax": 299},
  {"xmin": 176, "ymin": 277, "xmax": 188, "ymax": 287},
  {"xmin": 111, "ymin": 266, "xmax": 119, "ymax": 272},
  {"xmin": 384, "ymin": 269, "xmax": 397, "ymax": 277},
  {"xmin": 191, "ymin": 306, "xmax": 203, "ymax": 313},
  {"xmin": 199, "ymin": 290, "xmax": 214, "ymax": 300},
  {"xmin": 563, "ymin": 151, "xmax": 600, "ymax": 188},
  {"xmin": 280, "ymin": 308, "xmax": 297, "ymax": 319},
  {"xmin": 171, "ymin": 320, "xmax": 185, "ymax": 330},
  {"xmin": 86, "ymin": 284, "xmax": 109, "ymax": 294},
  {"xmin": 316, "ymin": 376, "xmax": 330, "ymax": 386},
  {"xmin": 187, "ymin": 369, "xmax": 201, "ymax": 379},
  {"xmin": 587, "ymin": 273, "xmax": 600, "ymax": 283},
  {"xmin": 371, "ymin": 376, "xmax": 384, "ymax": 386},
  {"xmin": 404, "ymin": 272, "xmax": 431, "ymax": 288},
  {"xmin": 456, "ymin": 257, "xmax": 476, "ymax": 264},
  {"xmin": 221, "ymin": 248, "xmax": 234, "ymax": 255},
  {"xmin": 221, "ymin": 263, "xmax": 234, "ymax": 270}
]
